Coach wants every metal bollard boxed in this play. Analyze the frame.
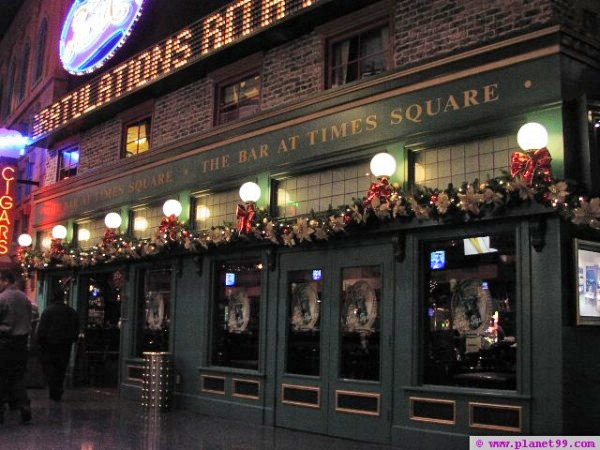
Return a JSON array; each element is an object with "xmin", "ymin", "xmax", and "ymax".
[{"xmin": 141, "ymin": 352, "xmax": 172, "ymax": 410}]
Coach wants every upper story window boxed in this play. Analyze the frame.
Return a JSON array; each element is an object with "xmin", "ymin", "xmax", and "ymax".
[
  {"xmin": 123, "ymin": 117, "xmax": 151, "ymax": 157},
  {"xmin": 5, "ymin": 59, "xmax": 17, "ymax": 116},
  {"xmin": 18, "ymin": 43, "xmax": 30, "ymax": 102},
  {"xmin": 131, "ymin": 205, "xmax": 164, "ymax": 240},
  {"xmin": 275, "ymin": 162, "xmax": 372, "ymax": 218},
  {"xmin": 34, "ymin": 20, "xmax": 48, "ymax": 82},
  {"xmin": 413, "ymin": 135, "xmax": 518, "ymax": 190},
  {"xmin": 193, "ymin": 189, "xmax": 239, "ymax": 230},
  {"xmin": 216, "ymin": 74, "xmax": 260, "ymax": 125},
  {"xmin": 57, "ymin": 147, "xmax": 80, "ymax": 181},
  {"xmin": 328, "ymin": 25, "xmax": 390, "ymax": 89}
]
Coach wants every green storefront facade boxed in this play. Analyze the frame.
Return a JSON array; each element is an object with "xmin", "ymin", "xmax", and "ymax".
[{"xmin": 31, "ymin": 40, "xmax": 600, "ymax": 448}]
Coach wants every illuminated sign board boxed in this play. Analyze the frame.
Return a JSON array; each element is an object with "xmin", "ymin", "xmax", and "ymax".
[
  {"xmin": 33, "ymin": 0, "xmax": 319, "ymax": 140},
  {"xmin": 60, "ymin": 0, "xmax": 146, "ymax": 75},
  {"xmin": 0, "ymin": 166, "xmax": 16, "ymax": 255}
]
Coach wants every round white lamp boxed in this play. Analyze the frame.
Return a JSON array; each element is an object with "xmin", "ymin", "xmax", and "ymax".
[
  {"xmin": 41, "ymin": 237, "xmax": 52, "ymax": 250},
  {"xmin": 52, "ymin": 225, "xmax": 67, "ymax": 240},
  {"xmin": 78, "ymin": 228, "xmax": 91, "ymax": 242},
  {"xmin": 17, "ymin": 233, "xmax": 32, "ymax": 247},
  {"xmin": 239, "ymin": 182, "xmax": 261, "ymax": 203},
  {"xmin": 196, "ymin": 205, "xmax": 211, "ymax": 221},
  {"xmin": 163, "ymin": 199, "xmax": 183, "ymax": 217},
  {"xmin": 133, "ymin": 217, "xmax": 148, "ymax": 231},
  {"xmin": 105, "ymin": 212, "xmax": 122, "ymax": 229},
  {"xmin": 370, "ymin": 153, "xmax": 397, "ymax": 178},
  {"xmin": 517, "ymin": 122, "xmax": 548, "ymax": 151}
]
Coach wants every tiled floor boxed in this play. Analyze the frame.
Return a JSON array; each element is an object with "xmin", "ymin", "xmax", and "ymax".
[{"xmin": 0, "ymin": 388, "xmax": 396, "ymax": 450}]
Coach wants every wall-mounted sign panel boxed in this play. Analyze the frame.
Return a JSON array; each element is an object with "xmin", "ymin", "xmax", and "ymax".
[
  {"xmin": 0, "ymin": 165, "xmax": 16, "ymax": 255},
  {"xmin": 32, "ymin": 56, "xmax": 562, "ymax": 226},
  {"xmin": 35, "ymin": 0, "xmax": 320, "ymax": 139},
  {"xmin": 60, "ymin": 0, "xmax": 146, "ymax": 75}
]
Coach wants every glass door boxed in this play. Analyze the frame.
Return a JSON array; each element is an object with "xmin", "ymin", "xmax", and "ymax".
[{"xmin": 275, "ymin": 245, "xmax": 393, "ymax": 443}]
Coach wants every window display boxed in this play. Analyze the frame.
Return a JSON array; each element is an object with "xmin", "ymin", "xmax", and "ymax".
[
  {"xmin": 137, "ymin": 269, "xmax": 171, "ymax": 356},
  {"xmin": 575, "ymin": 239, "xmax": 600, "ymax": 325},
  {"xmin": 423, "ymin": 233, "xmax": 517, "ymax": 390},
  {"xmin": 340, "ymin": 266, "xmax": 381, "ymax": 381},
  {"xmin": 212, "ymin": 262, "xmax": 262, "ymax": 370},
  {"xmin": 286, "ymin": 270, "xmax": 323, "ymax": 376}
]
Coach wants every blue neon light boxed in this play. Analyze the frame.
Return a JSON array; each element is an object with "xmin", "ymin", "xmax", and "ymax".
[
  {"xmin": 312, "ymin": 270, "xmax": 322, "ymax": 281},
  {"xmin": 59, "ymin": 0, "xmax": 146, "ymax": 75},
  {"xmin": 225, "ymin": 273, "xmax": 236, "ymax": 286},
  {"xmin": 430, "ymin": 251, "xmax": 446, "ymax": 270}
]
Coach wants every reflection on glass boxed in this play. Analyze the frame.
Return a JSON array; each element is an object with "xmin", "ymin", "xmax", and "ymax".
[
  {"xmin": 424, "ymin": 233, "xmax": 517, "ymax": 390},
  {"xmin": 212, "ymin": 262, "xmax": 262, "ymax": 370},
  {"xmin": 286, "ymin": 270, "xmax": 322, "ymax": 376},
  {"xmin": 340, "ymin": 266, "xmax": 381, "ymax": 381},
  {"xmin": 138, "ymin": 269, "xmax": 171, "ymax": 356}
]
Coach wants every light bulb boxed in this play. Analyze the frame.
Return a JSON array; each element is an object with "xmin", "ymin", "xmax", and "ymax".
[
  {"xmin": 18, "ymin": 233, "xmax": 32, "ymax": 247},
  {"xmin": 105, "ymin": 212, "xmax": 122, "ymax": 229},
  {"xmin": 163, "ymin": 199, "xmax": 182, "ymax": 217},
  {"xmin": 78, "ymin": 228, "xmax": 90, "ymax": 242},
  {"xmin": 370, "ymin": 153, "xmax": 396, "ymax": 178},
  {"xmin": 196, "ymin": 205, "xmax": 210, "ymax": 221},
  {"xmin": 134, "ymin": 217, "xmax": 148, "ymax": 231},
  {"xmin": 517, "ymin": 122, "xmax": 548, "ymax": 150},
  {"xmin": 239, "ymin": 182, "xmax": 261, "ymax": 203},
  {"xmin": 52, "ymin": 225, "xmax": 67, "ymax": 239}
]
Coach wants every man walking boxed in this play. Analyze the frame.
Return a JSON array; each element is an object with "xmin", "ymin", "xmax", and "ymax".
[
  {"xmin": 0, "ymin": 271, "xmax": 32, "ymax": 424},
  {"xmin": 37, "ymin": 291, "xmax": 79, "ymax": 402}
]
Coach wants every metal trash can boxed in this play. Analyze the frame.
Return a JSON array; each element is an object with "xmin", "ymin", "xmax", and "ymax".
[{"xmin": 141, "ymin": 352, "xmax": 173, "ymax": 410}]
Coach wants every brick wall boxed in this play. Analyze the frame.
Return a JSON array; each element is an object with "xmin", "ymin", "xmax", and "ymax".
[
  {"xmin": 78, "ymin": 119, "xmax": 122, "ymax": 175},
  {"xmin": 393, "ymin": 0, "xmax": 555, "ymax": 68},
  {"xmin": 42, "ymin": 150, "xmax": 57, "ymax": 187},
  {"xmin": 260, "ymin": 31, "xmax": 323, "ymax": 111},
  {"xmin": 152, "ymin": 78, "xmax": 213, "ymax": 148}
]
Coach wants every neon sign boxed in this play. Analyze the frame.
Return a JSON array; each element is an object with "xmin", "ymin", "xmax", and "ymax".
[
  {"xmin": 34, "ymin": 0, "xmax": 319, "ymax": 139},
  {"xmin": 60, "ymin": 0, "xmax": 146, "ymax": 75},
  {"xmin": 0, "ymin": 166, "xmax": 16, "ymax": 255}
]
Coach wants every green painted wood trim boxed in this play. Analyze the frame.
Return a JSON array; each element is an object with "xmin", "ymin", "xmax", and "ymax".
[
  {"xmin": 257, "ymin": 172, "xmax": 270, "ymax": 210},
  {"xmin": 120, "ymin": 206, "xmax": 130, "ymax": 235},
  {"xmin": 526, "ymin": 106, "xmax": 564, "ymax": 179},
  {"xmin": 387, "ymin": 142, "xmax": 408, "ymax": 188},
  {"xmin": 178, "ymin": 190, "xmax": 192, "ymax": 223}
]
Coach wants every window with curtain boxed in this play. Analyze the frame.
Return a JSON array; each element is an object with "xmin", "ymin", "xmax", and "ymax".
[
  {"xmin": 18, "ymin": 43, "xmax": 30, "ymax": 101},
  {"xmin": 34, "ymin": 20, "xmax": 48, "ymax": 82},
  {"xmin": 216, "ymin": 74, "xmax": 260, "ymax": 124},
  {"xmin": 123, "ymin": 117, "xmax": 151, "ymax": 157},
  {"xmin": 328, "ymin": 25, "xmax": 389, "ymax": 89},
  {"xmin": 57, "ymin": 147, "xmax": 80, "ymax": 181}
]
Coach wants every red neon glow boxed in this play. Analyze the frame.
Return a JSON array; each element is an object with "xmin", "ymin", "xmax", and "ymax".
[{"xmin": 0, "ymin": 166, "xmax": 16, "ymax": 255}]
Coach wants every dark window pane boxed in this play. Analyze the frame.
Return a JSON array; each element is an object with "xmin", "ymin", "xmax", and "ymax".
[
  {"xmin": 286, "ymin": 270, "xmax": 322, "ymax": 376},
  {"xmin": 218, "ymin": 74, "xmax": 260, "ymax": 124},
  {"xmin": 85, "ymin": 274, "xmax": 121, "ymax": 353},
  {"xmin": 340, "ymin": 266, "xmax": 381, "ymax": 381},
  {"xmin": 423, "ymin": 233, "xmax": 517, "ymax": 390},
  {"xmin": 212, "ymin": 262, "xmax": 262, "ymax": 370},
  {"xmin": 137, "ymin": 269, "xmax": 171, "ymax": 356}
]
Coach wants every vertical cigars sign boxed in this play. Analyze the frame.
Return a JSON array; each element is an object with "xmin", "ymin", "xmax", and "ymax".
[
  {"xmin": 33, "ymin": 0, "xmax": 319, "ymax": 140},
  {"xmin": 0, "ymin": 164, "xmax": 16, "ymax": 255}
]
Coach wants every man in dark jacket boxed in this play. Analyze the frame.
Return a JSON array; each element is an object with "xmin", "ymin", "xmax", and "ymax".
[
  {"xmin": 0, "ymin": 271, "xmax": 32, "ymax": 424},
  {"xmin": 37, "ymin": 292, "xmax": 80, "ymax": 402}
]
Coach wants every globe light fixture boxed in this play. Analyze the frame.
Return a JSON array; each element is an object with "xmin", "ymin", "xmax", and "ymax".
[
  {"xmin": 78, "ymin": 228, "xmax": 91, "ymax": 242},
  {"xmin": 517, "ymin": 122, "xmax": 548, "ymax": 151},
  {"xmin": 134, "ymin": 217, "xmax": 149, "ymax": 231},
  {"xmin": 370, "ymin": 153, "xmax": 397, "ymax": 178},
  {"xmin": 17, "ymin": 233, "xmax": 32, "ymax": 247},
  {"xmin": 41, "ymin": 237, "xmax": 52, "ymax": 250},
  {"xmin": 52, "ymin": 225, "xmax": 68, "ymax": 240},
  {"xmin": 105, "ymin": 212, "xmax": 122, "ymax": 229},
  {"xmin": 239, "ymin": 182, "xmax": 261, "ymax": 203},
  {"xmin": 163, "ymin": 199, "xmax": 183, "ymax": 217}
]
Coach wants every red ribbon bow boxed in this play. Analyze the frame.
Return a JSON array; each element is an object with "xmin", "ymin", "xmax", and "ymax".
[
  {"xmin": 510, "ymin": 147, "xmax": 553, "ymax": 186},
  {"xmin": 159, "ymin": 214, "xmax": 179, "ymax": 241},
  {"xmin": 364, "ymin": 177, "xmax": 392, "ymax": 206},
  {"xmin": 237, "ymin": 203, "xmax": 256, "ymax": 233}
]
